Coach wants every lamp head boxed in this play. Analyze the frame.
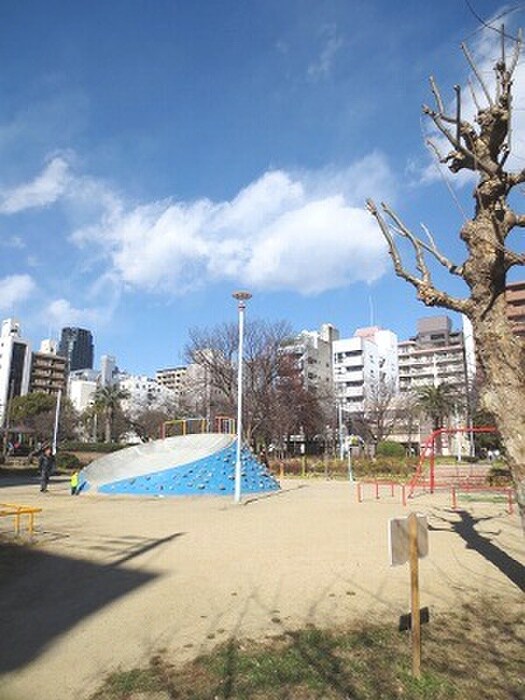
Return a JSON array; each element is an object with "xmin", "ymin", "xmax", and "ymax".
[{"xmin": 232, "ymin": 290, "xmax": 252, "ymax": 302}]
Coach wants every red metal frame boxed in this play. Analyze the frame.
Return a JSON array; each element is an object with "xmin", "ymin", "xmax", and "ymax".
[{"xmin": 409, "ymin": 426, "xmax": 497, "ymax": 496}]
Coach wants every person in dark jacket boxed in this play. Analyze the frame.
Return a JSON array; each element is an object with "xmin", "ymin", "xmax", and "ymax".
[{"xmin": 39, "ymin": 446, "xmax": 55, "ymax": 492}]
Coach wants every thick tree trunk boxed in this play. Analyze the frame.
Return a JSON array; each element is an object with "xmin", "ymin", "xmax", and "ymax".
[
  {"xmin": 464, "ymin": 216, "xmax": 525, "ymax": 528},
  {"xmin": 471, "ymin": 307, "xmax": 525, "ymax": 527}
]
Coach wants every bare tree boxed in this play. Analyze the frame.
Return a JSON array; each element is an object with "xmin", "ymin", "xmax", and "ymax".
[
  {"xmin": 185, "ymin": 319, "xmax": 297, "ymax": 443},
  {"xmin": 360, "ymin": 378, "xmax": 400, "ymax": 447},
  {"xmin": 130, "ymin": 408, "xmax": 173, "ymax": 441},
  {"xmin": 367, "ymin": 30, "xmax": 525, "ymax": 523},
  {"xmin": 270, "ymin": 352, "xmax": 329, "ymax": 449},
  {"xmin": 185, "ymin": 324, "xmax": 238, "ymax": 418}
]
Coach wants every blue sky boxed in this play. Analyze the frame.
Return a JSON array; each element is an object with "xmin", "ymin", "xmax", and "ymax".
[{"xmin": 1, "ymin": 1, "xmax": 524, "ymax": 375}]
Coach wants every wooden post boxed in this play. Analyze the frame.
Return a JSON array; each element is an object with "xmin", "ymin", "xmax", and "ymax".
[{"xmin": 408, "ymin": 513, "xmax": 421, "ymax": 678}]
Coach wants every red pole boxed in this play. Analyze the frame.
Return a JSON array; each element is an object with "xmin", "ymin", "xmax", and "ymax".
[
  {"xmin": 375, "ymin": 481, "xmax": 379, "ymax": 499},
  {"xmin": 390, "ymin": 482, "xmax": 395, "ymax": 497},
  {"xmin": 507, "ymin": 489, "xmax": 513, "ymax": 515},
  {"xmin": 430, "ymin": 433, "xmax": 436, "ymax": 494},
  {"xmin": 402, "ymin": 484, "xmax": 406, "ymax": 507},
  {"xmin": 357, "ymin": 482, "xmax": 362, "ymax": 503},
  {"xmin": 451, "ymin": 487, "xmax": 457, "ymax": 510}
]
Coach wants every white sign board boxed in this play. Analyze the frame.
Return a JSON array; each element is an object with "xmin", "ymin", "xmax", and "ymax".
[{"xmin": 389, "ymin": 514, "xmax": 429, "ymax": 567}]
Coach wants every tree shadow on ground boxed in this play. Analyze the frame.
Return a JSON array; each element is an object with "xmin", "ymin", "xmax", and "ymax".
[
  {"xmin": 430, "ymin": 509, "xmax": 524, "ymax": 592},
  {"xmin": 0, "ymin": 532, "xmax": 183, "ymax": 673}
]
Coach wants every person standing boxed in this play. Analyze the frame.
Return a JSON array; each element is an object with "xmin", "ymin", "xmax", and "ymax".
[
  {"xmin": 39, "ymin": 446, "xmax": 55, "ymax": 493},
  {"xmin": 70, "ymin": 470, "xmax": 79, "ymax": 495}
]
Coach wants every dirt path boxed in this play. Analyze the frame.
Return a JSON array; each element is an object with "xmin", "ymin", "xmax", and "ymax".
[{"xmin": 0, "ymin": 476, "xmax": 523, "ymax": 700}]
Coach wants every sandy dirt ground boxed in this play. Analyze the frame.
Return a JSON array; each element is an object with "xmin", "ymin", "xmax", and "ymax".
[{"xmin": 0, "ymin": 475, "xmax": 523, "ymax": 700}]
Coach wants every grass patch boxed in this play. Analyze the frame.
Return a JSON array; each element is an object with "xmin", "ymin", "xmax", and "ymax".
[
  {"xmin": 458, "ymin": 493, "xmax": 509, "ymax": 504},
  {"xmin": 90, "ymin": 598, "xmax": 524, "ymax": 699}
]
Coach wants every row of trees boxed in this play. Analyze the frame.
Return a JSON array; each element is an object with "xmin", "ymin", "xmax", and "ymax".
[{"xmin": 186, "ymin": 319, "xmax": 474, "ymax": 456}]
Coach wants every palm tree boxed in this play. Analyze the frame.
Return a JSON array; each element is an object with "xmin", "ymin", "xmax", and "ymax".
[
  {"xmin": 92, "ymin": 385, "xmax": 130, "ymax": 443},
  {"xmin": 417, "ymin": 383, "xmax": 460, "ymax": 454}
]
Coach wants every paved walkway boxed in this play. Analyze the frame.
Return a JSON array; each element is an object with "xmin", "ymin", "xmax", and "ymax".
[{"xmin": 0, "ymin": 476, "xmax": 523, "ymax": 700}]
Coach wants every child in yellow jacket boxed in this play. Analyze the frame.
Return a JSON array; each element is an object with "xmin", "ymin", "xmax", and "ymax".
[{"xmin": 70, "ymin": 470, "xmax": 79, "ymax": 495}]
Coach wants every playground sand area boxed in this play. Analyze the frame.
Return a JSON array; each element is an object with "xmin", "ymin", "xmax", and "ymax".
[{"xmin": 0, "ymin": 476, "xmax": 523, "ymax": 700}]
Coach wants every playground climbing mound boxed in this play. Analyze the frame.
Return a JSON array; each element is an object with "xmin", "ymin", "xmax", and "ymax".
[{"xmin": 78, "ymin": 433, "xmax": 280, "ymax": 497}]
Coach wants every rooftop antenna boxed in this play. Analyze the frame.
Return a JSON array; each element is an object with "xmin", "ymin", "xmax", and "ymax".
[{"xmin": 368, "ymin": 294, "xmax": 375, "ymax": 327}]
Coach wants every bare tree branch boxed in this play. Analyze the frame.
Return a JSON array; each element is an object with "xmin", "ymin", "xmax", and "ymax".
[
  {"xmin": 420, "ymin": 223, "xmax": 464, "ymax": 275},
  {"xmin": 429, "ymin": 75, "xmax": 445, "ymax": 114},
  {"xmin": 505, "ymin": 249, "xmax": 525, "ymax": 269},
  {"xmin": 508, "ymin": 28, "xmax": 523, "ymax": 75},
  {"xmin": 366, "ymin": 199, "xmax": 470, "ymax": 314},
  {"xmin": 461, "ymin": 41, "xmax": 493, "ymax": 106},
  {"xmin": 468, "ymin": 77, "xmax": 482, "ymax": 112},
  {"xmin": 508, "ymin": 169, "xmax": 525, "ymax": 187}
]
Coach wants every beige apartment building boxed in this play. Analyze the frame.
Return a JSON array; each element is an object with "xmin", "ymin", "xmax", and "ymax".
[
  {"xmin": 506, "ymin": 280, "xmax": 525, "ymax": 338},
  {"xmin": 29, "ymin": 350, "xmax": 67, "ymax": 396}
]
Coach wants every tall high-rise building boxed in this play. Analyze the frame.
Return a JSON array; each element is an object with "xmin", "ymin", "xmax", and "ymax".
[
  {"xmin": 0, "ymin": 318, "xmax": 32, "ymax": 425},
  {"xmin": 58, "ymin": 327, "xmax": 94, "ymax": 371}
]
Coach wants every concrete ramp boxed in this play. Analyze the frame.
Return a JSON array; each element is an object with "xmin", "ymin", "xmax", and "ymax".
[{"xmin": 79, "ymin": 433, "xmax": 279, "ymax": 497}]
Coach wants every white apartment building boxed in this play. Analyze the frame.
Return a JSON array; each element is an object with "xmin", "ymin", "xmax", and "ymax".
[
  {"xmin": 281, "ymin": 323, "xmax": 339, "ymax": 393},
  {"xmin": 100, "ymin": 355, "xmax": 117, "ymax": 387},
  {"xmin": 117, "ymin": 374, "xmax": 177, "ymax": 416},
  {"xmin": 40, "ymin": 339, "xmax": 57, "ymax": 354},
  {"xmin": 333, "ymin": 335, "xmax": 378, "ymax": 413},
  {"xmin": 68, "ymin": 368, "xmax": 99, "ymax": 412},
  {"xmin": 333, "ymin": 326, "xmax": 399, "ymax": 414},
  {"xmin": 0, "ymin": 318, "xmax": 32, "ymax": 425},
  {"xmin": 156, "ymin": 366, "xmax": 188, "ymax": 398}
]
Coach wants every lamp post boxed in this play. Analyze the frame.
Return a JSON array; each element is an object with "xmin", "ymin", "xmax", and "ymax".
[
  {"xmin": 52, "ymin": 388, "xmax": 62, "ymax": 456},
  {"xmin": 232, "ymin": 290, "xmax": 252, "ymax": 503}
]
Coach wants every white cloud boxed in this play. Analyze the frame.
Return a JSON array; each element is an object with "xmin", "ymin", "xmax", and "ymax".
[
  {"xmin": 0, "ymin": 235, "xmax": 26, "ymax": 249},
  {"xmin": 307, "ymin": 24, "xmax": 343, "ymax": 82},
  {"xmin": 45, "ymin": 296, "xmax": 115, "ymax": 329},
  {"xmin": 243, "ymin": 197, "xmax": 387, "ymax": 294},
  {"xmin": 0, "ymin": 156, "xmax": 71, "ymax": 213},
  {"xmin": 70, "ymin": 154, "xmax": 394, "ymax": 296},
  {"xmin": 0, "ymin": 274, "xmax": 37, "ymax": 310}
]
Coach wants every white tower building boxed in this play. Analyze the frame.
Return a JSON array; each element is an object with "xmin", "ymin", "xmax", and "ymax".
[
  {"xmin": 333, "ymin": 326, "xmax": 399, "ymax": 414},
  {"xmin": 0, "ymin": 318, "xmax": 32, "ymax": 425}
]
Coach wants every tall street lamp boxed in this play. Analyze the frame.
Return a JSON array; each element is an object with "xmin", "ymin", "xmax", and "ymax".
[{"xmin": 232, "ymin": 290, "xmax": 252, "ymax": 503}]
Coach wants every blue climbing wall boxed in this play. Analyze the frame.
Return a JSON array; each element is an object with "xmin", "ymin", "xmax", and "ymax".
[{"xmin": 79, "ymin": 440, "xmax": 279, "ymax": 497}]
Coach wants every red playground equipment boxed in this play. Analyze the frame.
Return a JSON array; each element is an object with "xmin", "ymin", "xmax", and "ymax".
[
  {"xmin": 355, "ymin": 427, "xmax": 515, "ymax": 515},
  {"xmin": 409, "ymin": 426, "xmax": 497, "ymax": 496}
]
